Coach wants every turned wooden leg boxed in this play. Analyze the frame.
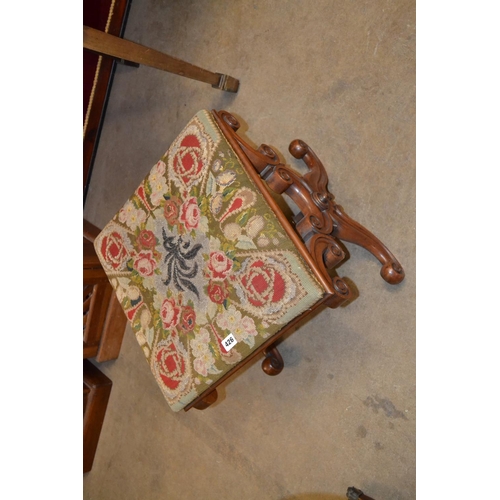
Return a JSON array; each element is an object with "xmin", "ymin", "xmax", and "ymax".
[
  {"xmin": 192, "ymin": 389, "xmax": 218, "ymax": 410},
  {"xmin": 261, "ymin": 345, "xmax": 284, "ymax": 376}
]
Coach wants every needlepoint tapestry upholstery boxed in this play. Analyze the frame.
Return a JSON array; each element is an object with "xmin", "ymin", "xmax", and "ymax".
[{"xmin": 94, "ymin": 110, "xmax": 324, "ymax": 411}]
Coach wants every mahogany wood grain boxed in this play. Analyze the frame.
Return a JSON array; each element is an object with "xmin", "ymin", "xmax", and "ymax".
[
  {"xmin": 83, "ymin": 360, "xmax": 112, "ymax": 473},
  {"xmin": 192, "ymin": 390, "xmax": 218, "ymax": 410},
  {"xmin": 261, "ymin": 345, "xmax": 284, "ymax": 376},
  {"xmin": 96, "ymin": 294, "xmax": 128, "ymax": 362}
]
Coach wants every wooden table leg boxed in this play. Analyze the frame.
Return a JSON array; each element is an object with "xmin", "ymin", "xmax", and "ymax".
[{"xmin": 83, "ymin": 26, "xmax": 239, "ymax": 92}]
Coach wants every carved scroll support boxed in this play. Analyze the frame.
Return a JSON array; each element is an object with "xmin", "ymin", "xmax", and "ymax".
[
  {"xmin": 288, "ymin": 139, "xmax": 404, "ymax": 285},
  {"xmin": 213, "ymin": 110, "xmax": 404, "ymax": 308},
  {"xmin": 330, "ymin": 204, "xmax": 405, "ymax": 284}
]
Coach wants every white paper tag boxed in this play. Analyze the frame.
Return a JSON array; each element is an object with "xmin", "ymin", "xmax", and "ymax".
[{"xmin": 222, "ymin": 332, "xmax": 237, "ymax": 352}]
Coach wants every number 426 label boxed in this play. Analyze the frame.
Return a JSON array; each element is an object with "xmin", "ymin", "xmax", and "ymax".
[{"xmin": 222, "ymin": 333, "xmax": 237, "ymax": 352}]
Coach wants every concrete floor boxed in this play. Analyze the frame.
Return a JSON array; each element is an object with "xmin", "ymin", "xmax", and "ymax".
[{"xmin": 83, "ymin": 1, "xmax": 415, "ymax": 498}]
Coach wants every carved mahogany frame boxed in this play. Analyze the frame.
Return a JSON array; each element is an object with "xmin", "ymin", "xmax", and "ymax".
[{"xmin": 184, "ymin": 110, "xmax": 404, "ymax": 411}]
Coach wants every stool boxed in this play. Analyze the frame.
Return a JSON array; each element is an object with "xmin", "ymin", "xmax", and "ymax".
[{"xmin": 93, "ymin": 110, "xmax": 404, "ymax": 412}]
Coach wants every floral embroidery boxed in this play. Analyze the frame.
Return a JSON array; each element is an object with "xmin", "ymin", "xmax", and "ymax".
[
  {"xmin": 118, "ymin": 200, "xmax": 147, "ymax": 230},
  {"xmin": 133, "ymin": 250, "xmax": 157, "ymax": 277},
  {"xmin": 180, "ymin": 306, "xmax": 196, "ymax": 332},
  {"xmin": 94, "ymin": 110, "xmax": 324, "ymax": 411},
  {"xmin": 162, "ymin": 230, "xmax": 202, "ymax": 298},
  {"xmin": 180, "ymin": 197, "xmax": 201, "ymax": 231},
  {"xmin": 164, "ymin": 196, "xmax": 180, "ymax": 226},
  {"xmin": 232, "ymin": 253, "xmax": 306, "ymax": 321},
  {"xmin": 137, "ymin": 229, "xmax": 156, "ymax": 249},
  {"xmin": 207, "ymin": 281, "xmax": 229, "ymax": 304},
  {"xmin": 100, "ymin": 231, "xmax": 130, "ymax": 271},
  {"xmin": 160, "ymin": 297, "xmax": 180, "ymax": 329},
  {"xmin": 169, "ymin": 119, "xmax": 215, "ymax": 192},
  {"xmin": 190, "ymin": 328, "xmax": 222, "ymax": 377},
  {"xmin": 148, "ymin": 161, "xmax": 168, "ymax": 206},
  {"xmin": 152, "ymin": 338, "xmax": 191, "ymax": 399},
  {"xmin": 216, "ymin": 305, "xmax": 258, "ymax": 347},
  {"xmin": 206, "ymin": 251, "xmax": 233, "ymax": 280}
]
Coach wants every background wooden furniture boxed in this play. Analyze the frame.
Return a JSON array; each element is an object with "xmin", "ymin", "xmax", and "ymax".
[
  {"xmin": 84, "ymin": 26, "xmax": 240, "ymax": 93},
  {"xmin": 84, "ymin": 0, "xmax": 132, "ymax": 204},
  {"xmin": 83, "ymin": 360, "xmax": 112, "ymax": 473},
  {"xmin": 84, "ymin": 219, "xmax": 127, "ymax": 361}
]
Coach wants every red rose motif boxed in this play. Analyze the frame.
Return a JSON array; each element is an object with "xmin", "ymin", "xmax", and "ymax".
[
  {"xmin": 133, "ymin": 251, "xmax": 157, "ymax": 277},
  {"xmin": 207, "ymin": 281, "xmax": 229, "ymax": 304},
  {"xmin": 155, "ymin": 340, "xmax": 186, "ymax": 391},
  {"xmin": 180, "ymin": 197, "xmax": 200, "ymax": 231},
  {"xmin": 164, "ymin": 197, "xmax": 180, "ymax": 226},
  {"xmin": 137, "ymin": 229, "xmax": 156, "ymax": 249},
  {"xmin": 207, "ymin": 251, "xmax": 233, "ymax": 280},
  {"xmin": 160, "ymin": 297, "xmax": 180, "ymax": 329},
  {"xmin": 180, "ymin": 306, "xmax": 196, "ymax": 332},
  {"xmin": 100, "ymin": 231, "xmax": 129, "ymax": 270},
  {"xmin": 173, "ymin": 134, "xmax": 204, "ymax": 187},
  {"xmin": 240, "ymin": 259, "xmax": 286, "ymax": 308}
]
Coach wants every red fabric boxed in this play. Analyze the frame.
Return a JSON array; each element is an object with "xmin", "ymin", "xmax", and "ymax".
[{"xmin": 83, "ymin": 0, "xmax": 114, "ymax": 123}]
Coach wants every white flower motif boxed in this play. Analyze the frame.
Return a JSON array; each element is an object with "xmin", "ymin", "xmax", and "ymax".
[
  {"xmin": 222, "ymin": 222, "xmax": 241, "ymax": 241},
  {"xmin": 118, "ymin": 200, "xmax": 147, "ymax": 230},
  {"xmin": 191, "ymin": 339, "xmax": 209, "ymax": 359},
  {"xmin": 216, "ymin": 306, "xmax": 258, "ymax": 344},
  {"xmin": 193, "ymin": 350, "xmax": 216, "ymax": 377}
]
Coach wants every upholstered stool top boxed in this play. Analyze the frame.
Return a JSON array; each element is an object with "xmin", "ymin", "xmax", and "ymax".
[{"xmin": 95, "ymin": 110, "xmax": 324, "ymax": 411}]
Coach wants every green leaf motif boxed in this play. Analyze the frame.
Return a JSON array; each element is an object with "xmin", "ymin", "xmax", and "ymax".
[
  {"xmin": 236, "ymin": 210, "xmax": 251, "ymax": 226},
  {"xmin": 222, "ymin": 186, "xmax": 237, "ymax": 201}
]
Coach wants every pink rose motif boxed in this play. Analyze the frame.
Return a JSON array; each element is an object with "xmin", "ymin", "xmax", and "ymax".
[
  {"xmin": 207, "ymin": 251, "xmax": 233, "ymax": 280},
  {"xmin": 100, "ymin": 231, "xmax": 129, "ymax": 270},
  {"xmin": 164, "ymin": 196, "xmax": 180, "ymax": 226},
  {"xmin": 137, "ymin": 229, "xmax": 156, "ymax": 249},
  {"xmin": 240, "ymin": 259, "xmax": 286, "ymax": 308},
  {"xmin": 180, "ymin": 197, "xmax": 200, "ymax": 231},
  {"xmin": 180, "ymin": 306, "xmax": 196, "ymax": 332},
  {"xmin": 133, "ymin": 251, "xmax": 157, "ymax": 277},
  {"xmin": 155, "ymin": 340, "xmax": 186, "ymax": 391},
  {"xmin": 207, "ymin": 281, "xmax": 229, "ymax": 304},
  {"xmin": 160, "ymin": 297, "xmax": 180, "ymax": 330},
  {"xmin": 173, "ymin": 134, "xmax": 204, "ymax": 187}
]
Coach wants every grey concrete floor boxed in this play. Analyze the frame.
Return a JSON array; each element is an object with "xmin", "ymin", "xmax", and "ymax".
[{"xmin": 83, "ymin": 0, "xmax": 415, "ymax": 498}]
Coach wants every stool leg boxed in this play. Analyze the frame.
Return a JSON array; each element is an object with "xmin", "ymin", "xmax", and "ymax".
[
  {"xmin": 262, "ymin": 344, "xmax": 284, "ymax": 376},
  {"xmin": 192, "ymin": 389, "xmax": 218, "ymax": 410}
]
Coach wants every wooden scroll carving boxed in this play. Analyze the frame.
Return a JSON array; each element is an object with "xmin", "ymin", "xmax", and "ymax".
[
  {"xmin": 213, "ymin": 110, "xmax": 405, "ymax": 309},
  {"xmin": 187, "ymin": 110, "xmax": 405, "ymax": 410}
]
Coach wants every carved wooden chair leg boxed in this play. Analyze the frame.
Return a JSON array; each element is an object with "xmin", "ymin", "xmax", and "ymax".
[
  {"xmin": 192, "ymin": 389, "xmax": 218, "ymax": 410},
  {"xmin": 262, "ymin": 344, "xmax": 284, "ymax": 376}
]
